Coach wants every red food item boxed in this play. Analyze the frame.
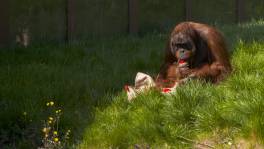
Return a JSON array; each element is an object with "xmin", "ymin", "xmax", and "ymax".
[
  {"xmin": 162, "ymin": 79, "xmax": 169, "ymax": 82},
  {"xmin": 162, "ymin": 88, "xmax": 171, "ymax": 93},
  {"xmin": 124, "ymin": 85, "xmax": 129, "ymax": 91},
  {"xmin": 179, "ymin": 59, "xmax": 185, "ymax": 64}
]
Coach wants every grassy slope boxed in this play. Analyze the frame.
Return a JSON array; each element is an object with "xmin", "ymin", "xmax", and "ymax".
[
  {"xmin": 78, "ymin": 22, "xmax": 264, "ymax": 148},
  {"xmin": 78, "ymin": 42, "xmax": 264, "ymax": 148},
  {"xmin": 0, "ymin": 21, "xmax": 264, "ymax": 148}
]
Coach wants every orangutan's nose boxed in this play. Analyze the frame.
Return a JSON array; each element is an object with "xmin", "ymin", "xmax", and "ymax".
[{"xmin": 179, "ymin": 49, "xmax": 186, "ymax": 58}]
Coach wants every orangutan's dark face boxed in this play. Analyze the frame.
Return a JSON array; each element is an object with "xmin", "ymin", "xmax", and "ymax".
[{"xmin": 170, "ymin": 33, "xmax": 196, "ymax": 61}]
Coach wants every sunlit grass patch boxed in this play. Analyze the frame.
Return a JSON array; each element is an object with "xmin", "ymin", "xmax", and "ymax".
[{"xmin": 78, "ymin": 41, "xmax": 264, "ymax": 148}]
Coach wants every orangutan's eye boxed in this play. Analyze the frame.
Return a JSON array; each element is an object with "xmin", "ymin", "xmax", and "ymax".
[{"xmin": 186, "ymin": 42, "xmax": 193, "ymax": 50}]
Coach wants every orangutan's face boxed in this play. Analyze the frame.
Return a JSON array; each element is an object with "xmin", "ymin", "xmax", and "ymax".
[{"xmin": 170, "ymin": 33, "xmax": 196, "ymax": 61}]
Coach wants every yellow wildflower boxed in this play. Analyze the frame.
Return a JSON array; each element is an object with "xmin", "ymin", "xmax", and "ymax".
[
  {"xmin": 53, "ymin": 131, "xmax": 58, "ymax": 135},
  {"xmin": 50, "ymin": 101, "xmax": 54, "ymax": 106},
  {"xmin": 48, "ymin": 117, "xmax": 53, "ymax": 121},
  {"xmin": 48, "ymin": 120, "xmax": 52, "ymax": 124},
  {"xmin": 54, "ymin": 137, "xmax": 59, "ymax": 142},
  {"xmin": 42, "ymin": 127, "xmax": 48, "ymax": 133},
  {"xmin": 46, "ymin": 101, "xmax": 54, "ymax": 106},
  {"xmin": 56, "ymin": 109, "xmax": 62, "ymax": 114}
]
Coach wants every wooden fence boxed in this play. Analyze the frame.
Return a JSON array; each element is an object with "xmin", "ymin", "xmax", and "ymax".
[
  {"xmin": 0, "ymin": 0, "xmax": 254, "ymax": 46},
  {"xmin": 0, "ymin": 0, "xmax": 10, "ymax": 47},
  {"xmin": 127, "ymin": 0, "xmax": 246, "ymax": 34}
]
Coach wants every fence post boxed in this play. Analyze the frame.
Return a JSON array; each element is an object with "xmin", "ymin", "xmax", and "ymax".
[
  {"xmin": 66, "ymin": 0, "xmax": 74, "ymax": 42},
  {"xmin": 0, "ymin": 0, "xmax": 9, "ymax": 47},
  {"xmin": 235, "ymin": 0, "xmax": 246, "ymax": 23},
  {"xmin": 128, "ymin": 0, "xmax": 139, "ymax": 35},
  {"xmin": 185, "ymin": 0, "xmax": 192, "ymax": 21}
]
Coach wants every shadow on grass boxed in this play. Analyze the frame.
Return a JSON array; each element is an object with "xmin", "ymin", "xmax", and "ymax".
[
  {"xmin": 220, "ymin": 20, "xmax": 264, "ymax": 50},
  {"xmin": 0, "ymin": 34, "xmax": 166, "ymax": 148}
]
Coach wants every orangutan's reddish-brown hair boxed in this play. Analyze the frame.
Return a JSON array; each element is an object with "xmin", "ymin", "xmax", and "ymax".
[{"xmin": 156, "ymin": 22, "xmax": 232, "ymax": 85}]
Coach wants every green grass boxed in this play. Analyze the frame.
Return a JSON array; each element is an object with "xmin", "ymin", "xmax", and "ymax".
[
  {"xmin": 78, "ymin": 41, "xmax": 264, "ymax": 148},
  {"xmin": 0, "ymin": 20, "xmax": 264, "ymax": 148},
  {"xmin": 0, "ymin": 34, "xmax": 166, "ymax": 148},
  {"xmin": 78, "ymin": 21, "xmax": 264, "ymax": 148}
]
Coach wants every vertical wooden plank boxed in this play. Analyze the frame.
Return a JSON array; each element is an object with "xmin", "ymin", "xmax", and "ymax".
[
  {"xmin": 128, "ymin": 0, "xmax": 138, "ymax": 35},
  {"xmin": 0, "ymin": 0, "xmax": 9, "ymax": 47},
  {"xmin": 66, "ymin": 0, "xmax": 74, "ymax": 42},
  {"xmin": 185, "ymin": 0, "xmax": 192, "ymax": 21},
  {"xmin": 236, "ymin": 0, "xmax": 246, "ymax": 23}
]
